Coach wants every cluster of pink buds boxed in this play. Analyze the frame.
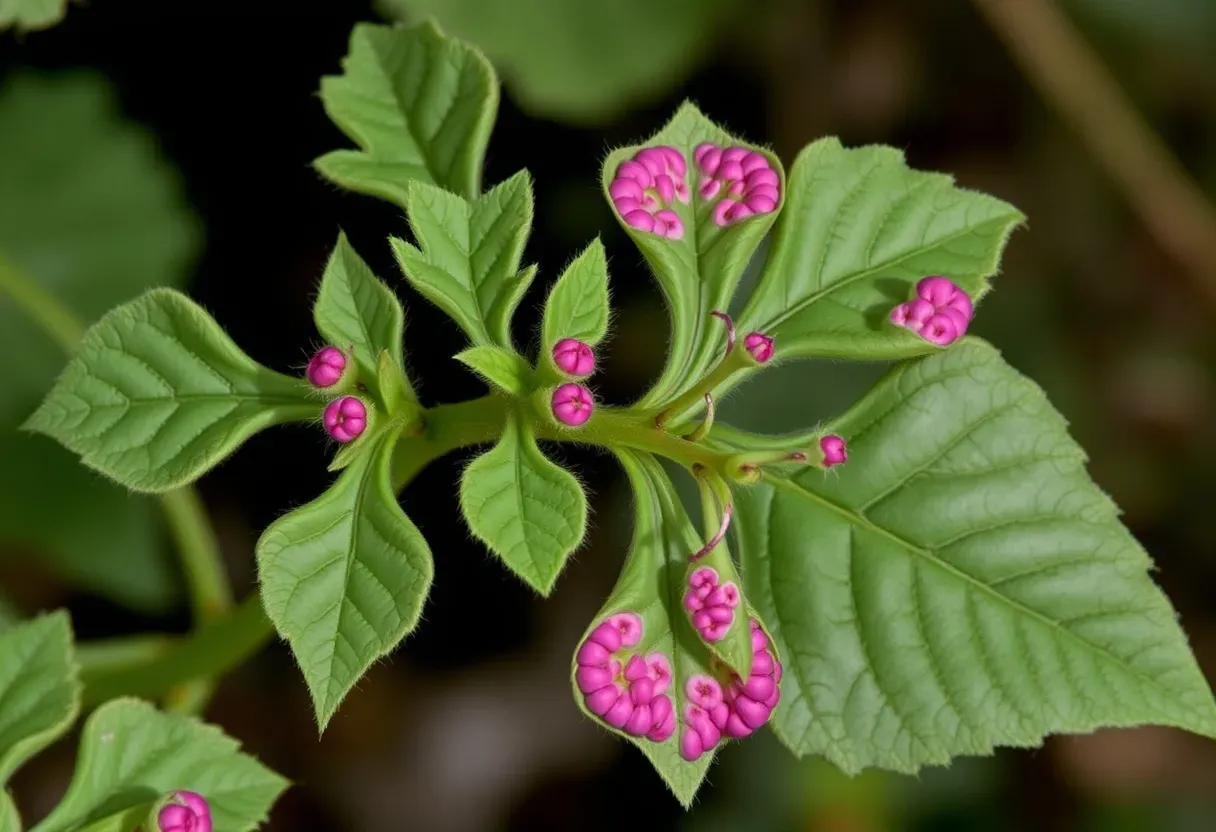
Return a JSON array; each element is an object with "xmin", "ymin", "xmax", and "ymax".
[
  {"xmin": 820, "ymin": 434, "xmax": 847, "ymax": 468},
  {"xmin": 576, "ymin": 613, "xmax": 675, "ymax": 742},
  {"xmin": 307, "ymin": 345, "xmax": 372, "ymax": 444},
  {"xmin": 154, "ymin": 790, "xmax": 212, "ymax": 832},
  {"xmin": 680, "ymin": 618, "xmax": 783, "ymax": 761},
  {"xmin": 694, "ymin": 144, "xmax": 780, "ymax": 226},
  {"xmin": 609, "ymin": 146, "xmax": 688, "ymax": 239},
  {"xmin": 890, "ymin": 276, "xmax": 973, "ymax": 346},
  {"xmin": 683, "ymin": 566, "xmax": 739, "ymax": 643}
]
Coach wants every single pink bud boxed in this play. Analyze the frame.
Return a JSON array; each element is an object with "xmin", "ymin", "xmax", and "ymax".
[
  {"xmin": 654, "ymin": 173, "xmax": 676, "ymax": 203},
  {"xmin": 751, "ymin": 650, "xmax": 775, "ymax": 677},
  {"xmin": 607, "ymin": 612, "xmax": 644, "ymax": 647},
  {"xmin": 622, "ymin": 209, "xmax": 656, "ymax": 232},
  {"xmin": 772, "ymin": 656, "xmax": 783, "ymax": 684},
  {"xmin": 820, "ymin": 434, "xmax": 847, "ymax": 468},
  {"xmin": 636, "ymin": 147, "xmax": 667, "ymax": 176},
  {"xmin": 323, "ymin": 396, "xmax": 367, "ymax": 443},
  {"xmin": 712, "ymin": 198, "xmax": 736, "ymax": 226},
  {"xmin": 306, "ymin": 346, "xmax": 348, "ymax": 388},
  {"xmin": 624, "ymin": 655, "xmax": 649, "ymax": 682},
  {"xmin": 609, "ymin": 178, "xmax": 644, "ymax": 201},
  {"xmin": 702, "ymin": 620, "xmax": 730, "ymax": 642},
  {"xmin": 765, "ymin": 683, "xmax": 781, "ymax": 710},
  {"xmin": 552, "ymin": 338, "xmax": 595, "ymax": 377},
  {"xmin": 722, "ymin": 146, "xmax": 748, "ymax": 164},
  {"xmin": 939, "ymin": 306, "xmax": 970, "ymax": 337},
  {"xmin": 646, "ymin": 652, "xmax": 672, "ymax": 693},
  {"xmin": 695, "ymin": 582, "xmax": 715, "ymax": 601},
  {"xmin": 921, "ymin": 314, "xmax": 960, "ymax": 346},
  {"xmin": 659, "ymin": 145, "xmax": 687, "ymax": 176},
  {"xmin": 631, "ymin": 677, "xmax": 656, "ymax": 706},
  {"xmin": 745, "ymin": 194, "xmax": 777, "ymax": 214},
  {"xmin": 947, "ymin": 291, "xmax": 974, "ymax": 319},
  {"xmin": 576, "ymin": 666, "xmax": 613, "ymax": 694},
  {"xmin": 625, "ymin": 702, "xmax": 653, "ymax": 736},
  {"xmin": 586, "ymin": 684, "xmax": 621, "ymax": 716},
  {"xmin": 742, "ymin": 673, "xmax": 775, "ymax": 702},
  {"xmin": 604, "ymin": 693, "xmax": 635, "ymax": 729},
  {"xmin": 157, "ymin": 791, "xmax": 212, "ymax": 832},
  {"xmin": 680, "ymin": 726, "xmax": 705, "ymax": 761},
  {"xmin": 724, "ymin": 711, "xmax": 755, "ymax": 739},
  {"xmin": 916, "ymin": 275, "xmax": 958, "ymax": 307},
  {"xmin": 750, "ymin": 627, "xmax": 768, "ymax": 652},
  {"xmin": 682, "ymin": 589, "xmax": 705, "ymax": 613},
  {"xmin": 733, "ymin": 694, "xmax": 772, "ymax": 730},
  {"xmin": 695, "ymin": 143, "xmax": 723, "ymax": 175},
  {"xmin": 705, "ymin": 606, "xmax": 734, "ymax": 625},
  {"xmin": 692, "ymin": 609, "xmax": 715, "ymax": 631},
  {"xmin": 653, "ymin": 209, "xmax": 685, "ymax": 240},
  {"xmin": 588, "ymin": 621, "xmax": 622, "ymax": 652},
  {"xmin": 648, "ymin": 694, "xmax": 674, "ymax": 740},
  {"xmin": 576, "ymin": 639, "xmax": 611, "ymax": 668},
  {"xmin": 551, "ymin": 383, "xmax": 594, "ymax": 427},
  {"xmin": 744, "ymin": 332, "xmax": 774, "ymax": 363},
  {"xmin": 718, "ymin": 160, "xmax": 745, "ymax": 183},
  {"xmin": 616, "ymin": 160, "xmax": 652, "ymax": 186},
  {"xmin": 689, "ymin": 566, "xmax": 719, "ymax": 590},
  {"xmin": 699, "ymin": 177, "xmax": 721, "ymax": 200},
  {"xmin": 686, "ymin": 674, "xmax": 723, "ymax": 708},
  {"xmin": 741, "ymin": 151, "xmax": 770, "ymax": 175},
  {"xmin": 720, "ymin": 583, "xmax": 740, "ymax": 608}
]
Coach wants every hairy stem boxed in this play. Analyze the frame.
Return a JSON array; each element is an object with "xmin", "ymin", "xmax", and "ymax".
[{"xmin": 654, "ymin": 347, "xmax": 752, "ymax": 430}]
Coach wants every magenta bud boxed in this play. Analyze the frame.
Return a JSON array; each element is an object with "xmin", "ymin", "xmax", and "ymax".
[
  {"xmin": 702, "ymin": 620, "xmax": 730, "ymax": 642},
  {"xmin": 623, "ymin": 209, "xmax": 656, "ymax": 232},
  {"xmin": 616, "ymin": 160, "xmax": 652, "ymax": 186},
  {"xmin": 706, "ymin": 606, "xmax": 734, "ymax": 625},
  {"xmin": 155, "ymin": 791, "xmax": 212, "ymax": 832},
  {"xmin": 551, "ymin": 383, "xmax": 594, "ymax": 427},
  {"xmin": 724, "ymin": 711, "xmax": 755, "ymax": 739},
  {"xmin": 921, "ymin": 314, "xmax": 960, "ymax": 346},
  {"xmin": 751, "ymin": 649, "xmax": 776, "ymax": 677},
  {"xmin": 765, "ymin": 684, "xmax": 781, "ymax": 710},
  {"xmin": 586, "ymin": 684, "xmax": 622, "ymax": 716},
  {"xmin": 625, "ymin": 703, "xmax": 653, "ymax": 736},
  {"xmin": 646, "ymin": 652, "xmax": 672, "ymax": 693},
  {"xmin": 820, "ymin": 434, "xmax": 847, "ymax": 468},
  {"xmin": 653, "ymin": 209, "xmax": 685, "ymax": 240},
  {"xmin": 624, "ymin": 654, "xmax": 649, "ymax": 682},
  {"xmin": 631, "ymin": 677, "xmax": 656, "ymax": 706},
  {"xmin": 682, "ymin": 589, "xmax": 705, "ymax": 613},
  {"xmin": 733, "ymin": 694, "xmax": 772, "ymax": 730},
  {"xmin": 576, "ymin": 666, "xmax": 613, "ymax": 694},
  {"xmin": 306, "ymin": 346, "xmax": 348, "ymax": 389},
  {"xmin": 689, "ymin": 566, "xmax": 719, "ymax": 590},
  {"xmin": 686, "ymin": 674, "xmax": 723, "ymax": 709},
  {"xmin": 552, "ymin": 338, "xmax": 595, "ymax": 378},
  {"xmin": 744, "ymin": 332, "xmax": 775, "ymax": 363},
  {"xmin": 589, "ymin": 621, "xmax": 623, "ymax": 652},
  {"xmin": 772, "ymin": 656, "xmax": 783, "ymax": 684},
  {"xmin": 608, "ymin": 612, "xmax": 644, "ymax": 647},
  {"xmin": 712, "ymin": 198, "xmax": 736, "ymax": 226},
  {"xmin": 576, "ymin": 639, "xmax": 611, "ymax": 668},
  {"xmin": 649, "ymin": 708, "xmax": 676, "ymax": 742},
  {"xmin": 604, "ymin": 693, "xmax": 635, "ymax": 729},
  {"xmin": 940, "ymin": 306, "xmax": 971, "ymax": 337},
  {"xmin": 720, "ymin": 583, "xmax": 740, "ymax": 608},
  {"xmin": 692, "ymin": 609, "xmax": 714, "ymax": 631},
  {"xmin": 750, "ymin": 627, "xmax": 768, "ymax": 652},
  {"xmin": 742, "ymin": 673, "xmax": 776, "ymax": 702},
  {"xmin": 680, "ymin": 726, "xmax": 705, "ymax": 761},
  {"xmin": 323, "ymin": 396, "xmax": 368, "ymax": 443},
  {"xmin": 722, "ymin": 146, "xmax": 749, "ymax": 165}
]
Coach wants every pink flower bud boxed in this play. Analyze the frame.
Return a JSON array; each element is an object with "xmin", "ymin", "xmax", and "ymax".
[
  {"xmin": 682, "ymin": 589, "xmax": 705, "ymax": 613},
  {"xmin": 306, "ymin": 346, "xmax": 348, "ymax": 389},
  {"xmin": 653, "ymin": 209, "xmax": 685, "ymax": 240},
  {"xmin": 648, "ymin": 694, "xmax": 674, "ymax": 741},
  {"xmin": 744, "ymin": 332, "xmax": 774, "ymax": 363},
  {"xmin": 623, "ymin": 209, "xmax": 655, "ymax": 232},
  {"xmin": 586, "ymin": 684, "xmax": 621, "ymax": 716},
  {"xmin": 915, "ymin": 275, "xmax": 958, "ymax": 307},
  {"xmin": 589, "ymin": 621, "xmax": 623, "ymax": 652},
  {"xmin": 724, "ymin": 711, "xmax": 755, "ymax": 739},
  {"xmin": 645, "ymin": 652, "xmax": 672, "ymax": 693},
  {"xmin": 625, "ymin": 702, "xmax": 653, "ymax": 736},
  {"xmin": 680, "ymin": 726, "xmax": 705, "ymax": 761},
  {"xmin": 551, "ymin": 383, "xmax": 594, "ymax": 427},
  {"xmin": 576, "ymin": 639, "xmax": 611, "ymax": 668},
  {"xmin": 552, "ymin": 338, "xmax": 595, "ymax": 377},
  {"xmin": 921, "ymin": 314, "xmax": 960, "ymax": 346},
  {"xmin": 742, "ymin": 673, "xmax": 775, "ymax": 702},
  {"xmin": 607, "ymin": 611, "xmax": 644, "ymax": 647},
  {"xmin": 751, "ymin": 649, "xmax": 775, "ymax": 677},
  {"xmin": 576, "ymin": 666, "xmax": 613, "ymax": 694},
  {"xmin": 604, "ymin": 693, "xmax": 635, "ymax": 729},
  {"xmin": 631, "ymin": 677, "xmax": 656, "ymax": 706},
  {"xmin": 157, "ymin": 791, "xmax": 212, "ymax": 832},
  {"xmin": 820, "ymin": 434, "xmax": 847, "ymax": 468},
  {"xmin": 624, "ymin": 654, "xmax": 649, "ymax": 682},
  {"xmin": 701, "ymin": 620, "xmax": 730, "ymax": 642},
  {"xmin": 686, "ymin": 674, "xmax": 723, "ymax": 709},
  {"xmin": 689, "ymin": 566, "xmax": 719, "ymax": 590},
  {"xmin": 322, "ymin": 396, "xmax": 367, "ymax": 443},
  {"xmin": 733, "ymin": 694, "xmax": 772, "ymax": 730}
]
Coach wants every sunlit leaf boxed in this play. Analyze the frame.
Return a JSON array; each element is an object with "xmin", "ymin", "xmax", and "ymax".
[{"xmin": 0, "ymin": 612, "xmax": 79, "ymax": 784}]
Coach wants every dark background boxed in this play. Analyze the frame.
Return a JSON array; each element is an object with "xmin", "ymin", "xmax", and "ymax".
[{"xmin": 4, "ymin": 1, "xmax": 1216, "ymax": 830}]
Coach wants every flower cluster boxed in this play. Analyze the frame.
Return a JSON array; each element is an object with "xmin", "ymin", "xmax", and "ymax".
[
  {"xmin": 890, "ymin": 276, "xmax": 973, "ymax": 346},
  {"xmin": 306, "ymin": 346, "xmax": 372, "ymax": 444},
  {"xmin": 683, "ymin": 566, "xmax": 739, "ymax": 643},
  {"xmin": 575, "ymin": 613, "xmax": 676, "ymax": 741},
  {"xmin": 680, "ymin": 618, "xmax": 783, "ymax": 761},
  {"xmin": 694, "ymin": 143, "xmax": 781, "ymax": 226},
  {"xmin": 609, "ymin": 146, "xmax": 688, "ymax": 239},
  {"xmin": 549, "ymin": 338, "xmax": 599, "ymax": 427}
]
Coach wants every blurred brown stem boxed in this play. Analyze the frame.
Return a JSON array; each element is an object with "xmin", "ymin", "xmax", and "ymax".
[{"xmin": 973, "ymin": 0, "xmax": 1216, "ymax": 309}]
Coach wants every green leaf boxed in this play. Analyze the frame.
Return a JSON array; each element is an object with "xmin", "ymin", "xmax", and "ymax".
[
  {"xmin": 381, "ymin": 0, "xmax": 733, "ymax": 123},
  {"xmin": 540, "ymin": 237, "xmax": 610, "ymax": 354},
  {"xmin": 1, "ymin": 790, "xmax": 18, "ymax": 831},
  {"xmin": 603, "ymin": 104, "xmax": 784, "ymax": 408},
  {"xmin": 315, "ymin": 20, "xmax": 498, "ymax": 204},
  {"xmin": 0, "ymin": 596, "xmax": 17, "ymax": 632},
  {"xmin": 727, "ymin": 338, "xmax": 1216, "ymax": 775},
  {"xmin": 453, "ymin": 345, "xmax": 533, "ymax": 395},
  {"xmin": 257, "ymin": 428, "xmax": 433, "ymax": 730},
  {"xmin": 30, "ymin": 698, "xmax": 287, "ymax": 832},
  {"xmin": 391, "ymin": 173, "xmax": 534, "ymax": 348},
  {"xmin": 313, "ymin": 232, "xmax": 415, "ymax": 408},
  {"xmin": 376, "ymin": 350, "xmax": 413, "ymax": 415},
  {"xmin": 459, "ymin": 411, "xmax": 585, "ymax": 595},
  {"xmin": 24, "ymin": 289, "xmax": 317, "ymax": 493},
  {"xmin": 737, "ymin": 138, "xmax": 1024, "ymax": 362},
  {"xmin": 0, "ymin": 612, "xmax": 79, "ymax": 785},
  {"xmin": 573, "ymin": 451, "xmax": 767, "ymax": 806},
  {"xmin": 0, "ymin": 72, "xmax": 198, "ymax": 610},
  {"xmin": 0, "ymin": 0, "xmax": 67, "ymax": 31}
]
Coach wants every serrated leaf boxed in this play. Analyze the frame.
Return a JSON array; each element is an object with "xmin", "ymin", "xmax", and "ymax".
[
  {"xmin": 30, "ymin": 698, "xmax": 287, "ymax": 832},
  {"xmin": 0, "ymin": 0, "xmax": 67, "ymax": 31},
  {"xmin": 540, "ymin": 237, "xmax": 610, "ymax": 355},
  {"xmin": 24, "ymin": 289, "xmax": 317, "ymax": 493},
  {"xmin": 381, "ymin": 0, "xmax": 732, "ymax": 123},
  {"xmin": 257, "ymin": 429, "xmax": 433, "ymax": 730},
  {"xmin": 726, "ymin": 338, "xmax": 1216, "ymax": 775},
  {"xmin": 603, "ymin": 104, "xmax": 784, "ymax": 408},
  {"xmin": 736, "ymin": 138, "xmax": 1024, "ymax": 363},
  {"xmin": 0, "ymin": 72, "xmax": 197, "ymax": 610},
  {"xmin": 313, "ymin": 233, "xmax": 415, "ymax": 408},
  {"xmin": 454, "ymin": 345, "xmax": 532, "ymax": 395},
  {"xmin": 459, "ymin": 411, "xmax": 585, "ymax": 594},
  {"xmin": 391, "ymin": 173, "xmax": 534, "ymax": 347},
  {"xmin": 0, "ymin": 612, "xmax": 79, "ymax": 785},
  {"xmin": 315, "ymin": 20, "xmax": 497, "ymax": 204}
]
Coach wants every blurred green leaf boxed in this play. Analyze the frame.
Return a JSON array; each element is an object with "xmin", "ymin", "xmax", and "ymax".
[
  {"xmin": 0, "ymin": 0, "xmax": 67, "ymax": 32},
  {"xmin": 1070, "ymin": 0, "xmax": 1216, "ymax": 49},
  {"xmin": 0, "ymin": 73, "xmax": 199, "ymax": 610},
  {"xmin": 1, "ymin": 789, "xmax": 18, "ymax": 831},
  {"xmin": 382, "ymin": 0, "xmax": 734, "ymax": 123}
]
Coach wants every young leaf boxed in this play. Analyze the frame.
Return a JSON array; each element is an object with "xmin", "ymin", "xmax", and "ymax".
[
  {"xmin": 30, "ymin": 698, "xmax": 287, "ymax": 832},
  {"xmin": 602, "ymin": 104, "xmax": 784, "ymax": 408},
  {"xmin": 0, "ymin": 612, "xmax": 79, "ymax": 784},
  {"xmin": 23, "ymin": 289, "xmax": 317, "ymax": 493},
  {"xmin": 727, "ymin": 339, "xmax": 1216, "ymax": 774},
  {"xmin": 572, "ymin": 451, "xmax": 769, "ymax": 806},
  {"xmin": 459, "ymin": 412, "xmax": 585, "ymax": 595},
  {"xmin": 257, "ymin": 428, "xmax": 433, "ymax": 729},
  {"xmin": 736, "ymin": 139, "xmax": 1024, "ymax": 362},
  {"xmin": 391, "ymin": 173, "xmax": 534, "ymax": 347},
  {"xmin": 454, "ymin": 345, "xmax": 533, "ymax": 396},
  {"xmin": 313, "ymin": 232, "xmax": 415, "ymax": 408},
  {"xmin": 0, "ymin": 0, "xmax": 67, "ymax": 31},
  {"xmin": 315, "ymin": 20, "xmax": 498, "ymax": 204},
  {"xmin": 540, "ymin": 237, "xmax": 611, "ymax": 353}
]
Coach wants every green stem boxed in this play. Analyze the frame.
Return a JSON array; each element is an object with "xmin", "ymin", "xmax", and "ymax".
[
  {"xmin": 654, "ymin": 347, "xmax": 753, "ymax": 430},
  {"xmin": 0, "ymin": 252, "xmax": 84, "ymax": 351}
]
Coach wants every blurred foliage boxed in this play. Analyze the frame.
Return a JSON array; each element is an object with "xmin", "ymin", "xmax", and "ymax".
[
  {"xmin": 1070, "ymin": 0, "xmax": 1216, "ymax": 51},
  {"xmin": 0, "ymin": 0, "xmax": 66, "ymax": 32},
  {"xmin": 0, "ymin": 73, "xmax": 199, "ymax": 612},
  {"xmin": 380, "ymin": 0, "xmax": 737, "ymax": 123}
]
